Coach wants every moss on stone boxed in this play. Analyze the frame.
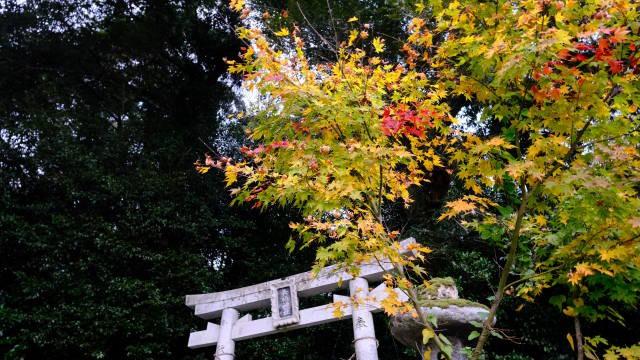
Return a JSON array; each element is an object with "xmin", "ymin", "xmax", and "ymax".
[
  {"xmin": 429, "ymin": 277, "xmax": 457, "ymax": 287},
  {"xmin": 417, "ymin": 277, "xmax": 458, "ymax": 299},
  {"xmin": 417, "ymin": 298, "xmax": 489, "ymax": 310}
]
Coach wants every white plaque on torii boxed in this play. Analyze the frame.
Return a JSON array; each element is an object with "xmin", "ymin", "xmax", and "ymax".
[
  {"xmin": 185, "ymin": 238, "xmax": 416, "ymax": 359},
  {"xmin": 270, "ymin": 279, "xmax": 300, "ymax": 328}
]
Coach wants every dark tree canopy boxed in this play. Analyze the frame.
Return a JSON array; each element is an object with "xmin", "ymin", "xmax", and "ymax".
[{"xmin": 0, "ymin": 1, "xmax": 283, "ymax": 358}]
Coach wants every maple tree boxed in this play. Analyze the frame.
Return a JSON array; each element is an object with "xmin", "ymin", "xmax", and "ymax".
[
  {"xmin": 417, "ymin": 1, "xmax": 640, "ymax": 358},
  {"xmin": 198, "ymin": 0, "xmax": 640, "ymax": 358}
]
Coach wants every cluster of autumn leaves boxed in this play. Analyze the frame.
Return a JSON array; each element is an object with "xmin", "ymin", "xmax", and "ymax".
[{"xmin": 196, "ymin": 0, "xmax": 640, "ymax": 358}]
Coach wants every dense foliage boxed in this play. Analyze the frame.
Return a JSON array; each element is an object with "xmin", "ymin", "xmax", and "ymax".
[{"xmin": 212, "ymin": 0, "xmax": 640, "ymax": 358}]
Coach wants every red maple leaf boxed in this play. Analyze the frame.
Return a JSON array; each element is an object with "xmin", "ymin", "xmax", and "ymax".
[
  {"xmin": 530, "ymin": 85, "xmax": 546, "ymax": 103},
  {"xmin": 575, "ymin": 53, "xmax": 589, "ymax": 62},
  {"xmin": 575, "ymin": 43, "xmax": 594, "ymax": 51},
  {"xmin": 595, "ymin": 38, "xmax": 611, "ymax": 61},
  {"xmin": 608, "ymin": 60, "xmax": 624, "ymax": 74},
  {"xmin": 381, "ymin": 118, "xmax": 402, "ymax": 136},
  {"xmin": 609, "ymin": 27, "xmax": 629, "ymax": 44},
  {"xmin": 557, "ymin": 48, "xmax": 572, "ymax": 60},
  {"xmin": 406, "ymin": 126, "xmax": 425, "ymax": 138}
]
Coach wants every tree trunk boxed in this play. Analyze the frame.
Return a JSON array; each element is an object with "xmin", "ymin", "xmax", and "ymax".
[
  {"xmin": 470, "ymin": 197, "xmax": 527, "ymax": 359},
  {"xmin": 574, "ymin": 316, "xmax": 584, "ymax": 360}
]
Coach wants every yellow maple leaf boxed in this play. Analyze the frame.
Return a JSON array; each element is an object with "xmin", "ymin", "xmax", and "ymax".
[
  {"xmin": 195, "ymin": 165, "xmax": 210, "ymax": 174},
  {"xmin": 229, "ymin": 0, "xmax": 245, "ymax": 12},
  {"xmin": 331, "ymin": 301, "xmax": 346, "ymax": 318},
  {"xmin": 604, "ymin": 351, "xmax": 618, "ymax": 360},
  {"xmin": 563, "ymin": 306, "xmax": 577, "ymax": 317},
  {"xmin": 486, "ymin": 136, "xmax": 515, "ymax": 149},
  {"xmin": 422, "ymin": 328, "xmax": 435, "ymax": 344},
  {"xmin": 348, "ymin": 29, "xmax": 359, "ymax": 46},
  {"xmin": 534, "ymin": 215, "xmax": 547, "ymax": 226},
  {"xmin": 568, "ymin": 263, "xmax": 595, "ymax": 285},
  {"xmin": 575, "ymin": 263, "xmax": 594, "ymax": 277},
  {"xmin": 485, "ymin": 36, "xmax": 505, "ymax": 58},
  {"xmin": 380, "ymin": 287, "xmax": 402, "ymax": 315},
  {"xmin": 599, "ymin": 247, "xmax": 623, "ymax": 262},
  {"xmin": 567, "ymin": 271, "xmax": 580, "ymax": 286},
  {"xmin": 566, "ymin": 333, "xmax": 574, "ymax": 350},
  {"xmin": 438, "ymin": 199, "xmax": 477, "ymax": 220},
  {"xmin": 619, "ymin": 346, "xmax": 640, "ymax": 358},
  {"xmin": 554, "ymin": 29, "xmax": 572, "ymax": 45},
  {"xmin": 225, "ymin": 164, "xmax": 240, "ymax": 186},
  {"xmin": 274, "ymin": 27, "xmax": 290, "ymax": 37},
  {"xmin": 372, "ymin": 37, "xmax": 385, "ymax": 53}
]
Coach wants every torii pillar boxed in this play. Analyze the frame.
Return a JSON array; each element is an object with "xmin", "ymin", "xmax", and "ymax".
[
  {"xmin": 215, "ymin": 308, "xmax": 239, "ymax": 360},
  {"xmin": 350, "ymin": 277, "xmax": 378, "ymax": 360}
]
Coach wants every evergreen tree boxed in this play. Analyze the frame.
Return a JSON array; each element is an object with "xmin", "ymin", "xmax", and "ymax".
[{"xmin": 0, "ymin": 1, "xmax": 279, "ymax": 358}]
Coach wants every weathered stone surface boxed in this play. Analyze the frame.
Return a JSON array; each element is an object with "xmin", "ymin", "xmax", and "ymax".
[
  {"xmin": 390, "ymin": 305, "xmax": 490, "ymax": 346},
  {"xmin": 389, "ymin": 279, "xmax": 493, "ymax": 359}
]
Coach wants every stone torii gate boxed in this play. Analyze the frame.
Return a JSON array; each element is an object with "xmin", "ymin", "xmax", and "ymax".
[{"xmin": 185, "ymin": 238, "xmax": 417, "ymax": 359}]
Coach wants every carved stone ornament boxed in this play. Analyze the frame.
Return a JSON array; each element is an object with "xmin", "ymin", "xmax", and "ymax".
[{"xmin": 270, "ymin": 279, "xmax": 300, "ymax": 328}]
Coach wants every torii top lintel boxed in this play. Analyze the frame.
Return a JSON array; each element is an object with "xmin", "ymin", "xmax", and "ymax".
[{"xmin": 185, "ymin": 237, "xmax": 416, "ymax": 319}]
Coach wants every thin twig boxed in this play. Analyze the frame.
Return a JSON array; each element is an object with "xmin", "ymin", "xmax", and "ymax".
[
  {"xmin": 325, "ymin": 0, "xmax": 340, "ymax": 51},
  {"xmin": 503, "ymin": 265, "xmax": 563, "ymax": 290},
  {"xmin": 296, "ymin": 2, "xmax": 338, "ymax": 57}
]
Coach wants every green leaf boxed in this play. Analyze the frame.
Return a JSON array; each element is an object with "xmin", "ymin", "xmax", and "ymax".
[
  {"xmin": 427, "ymin": 314, "xmax": 438, "ymax": 328},
  {"xmin": 502, "ymin": 126, "xmax": 516, "ymax": 142},
  {"xmin": 285, "ymin": 237, "xmax": 296, "ymax": 253},
  {"xmin": 438, "ymin": 333, "xmax": 452, "ymax": 345},
  {"xmin": 439, "ymin": 339, "xmax": 453, "ymax": 359},
  {"xmin": 497, "ymin": 205, "xmax": 514, "ymax": 218},
  {"xmin": 549, "ymin": 295, "xmax": 566, "ymax": 310}
]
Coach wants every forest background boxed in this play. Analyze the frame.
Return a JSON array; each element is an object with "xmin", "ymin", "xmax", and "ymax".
[{"xmin": 1, "ymin": 1, "xmax": 638, "ymax": 359}]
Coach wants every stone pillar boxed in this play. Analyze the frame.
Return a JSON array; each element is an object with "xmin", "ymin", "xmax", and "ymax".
[
  {"xmin": 215, "ymin": 308, "xmax": 239, "ymax": 360},
  {"xmin": 350, "ymin": 277, "xmax": 379, "ymax": 360}
]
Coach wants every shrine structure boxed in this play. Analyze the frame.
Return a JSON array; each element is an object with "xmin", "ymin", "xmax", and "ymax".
[{"xmin": 185, "ymin": 238, "xmax": 417, "ymax": 359}]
